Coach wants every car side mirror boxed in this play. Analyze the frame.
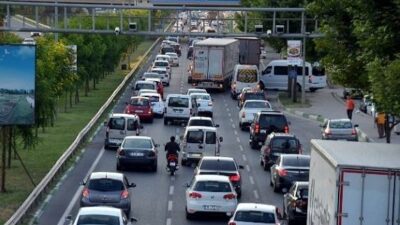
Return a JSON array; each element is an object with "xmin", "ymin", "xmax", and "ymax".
[
  {"xmin": 219, "ymin": 137, "xmax": 223, "ymax": 142},
  {"xmin": 215, "ymin": 124, "xmax": 220, "ymax": 128},
  {"xmin": 80, "ymin": 180, "xmax": 86, "ymax": 185},
  {"xmin": 129, "ymin": 183, "xmax": 136, "ymax": 188},
  {"xmin": 238, "ymin": 165, "xmax": 244, "ymax": 169}
]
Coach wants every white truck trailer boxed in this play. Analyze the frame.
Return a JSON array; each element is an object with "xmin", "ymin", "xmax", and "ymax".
[
  {"xmin": 192, "ymin": 38, "xmax": 239, "ymax": 90},
  {"xmin": 308, "ymin": 139, "xmax": 400, "ymax": 225}
]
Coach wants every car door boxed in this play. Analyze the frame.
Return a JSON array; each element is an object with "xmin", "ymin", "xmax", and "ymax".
[
  {"xmin": 270, "ymin": 156, "xmax": 281, "ymax": 184},
  {"xmin": 185, "ymin": 130, "xmax": 205, "ymax": 154},
  {"xmin": 126, "ymin": 118, "xmax": 140, "ymax": 136},
  {"xmin": 261, "ymin": 66, "xmax": 274, "ymax": 89},
  {"xmin": 274, "ymin": 65, "xmax": 289, "ymax": 90},
  {"xmin": 205, "ymin": 131, "xmax": 218, "ymax": 156},
  {"xmin": 284, "ymin": 184, "xmax": 297, "ymax": 216}
]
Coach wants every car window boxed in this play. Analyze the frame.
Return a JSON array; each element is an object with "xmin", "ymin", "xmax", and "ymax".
[
  {"xmin": 245, "ymin": 93, "xmax": 265, "ymax": 100},
  {"xmin": 108, "ymin": 118, "xmax": 125, "ymax": 130},
  {"xmin": 194, "ymin": 181, "xmax": 231, "ymax": 192},
  {"xmin": 244, "ymin": 101, "xmax": 271, "ymax": 109},
  {"xmin": 155, "ymin": 61, "xmax": 168, "ymax": 67},
  {"xmin": 264, "ymin": 66, "xmax": 272, "ymax": 74},
  {"xmin": 329, "ymin": 121, "xmax": 352, "ymax": 129},
  {"xmin": 130, "ymin": 98, "xmax": 150, "ymax": 106},
  {"xmin": 186, "ymin": 130, "xmax": 204, "ymax": 143},
  {"xmin": 234, "ymin": 211, "xmax": 276, "ymax": 223},
  {"xmin": 145, "ymin": 95, "xmax": 160, "ymax": 102},
  {"xmin": 259, "ymin": 115, "xmax": 287, "ymax": 129},
  {"xmin": 77, "ymin": 215, "xmax": 120, "ymax": 225},
  {"xmin": 274, "ymin": 66, "xmax": 288, "ymax": 75},
  {"xmin": 199, "ymin": 159, "xmax": 236, "ymax": 171},
  {"xmin": 205, "ymin": 132, "xmax": 216, "ymax": 144},
  {"xmin": 123, "ymin": 139, "xmax": 152, "ymax": 149},
  {"xmin": 188, "ymin": 119, "xmax": 213, "ymax": 127},
  {"xmin": 237, "ymin": 69, "xmax": 258, "ymax": 83},
  {"xmin": 312, "ymin": 66, "xmax": 325, "ymax": 76},
  {"xmin": 192, "ymin": 95, "xmax": 210, "ymax": 100},
  {"xmin": 126, "ymin": 119, "xmax": 138, "ymax": 131},
  {"xmin": 168, "ymin": 97, "xmax": 189, "ymax": 107},
  {"xmin": 144, "ymin": 74, "xmax": 160, "ymax": 79},
  {"xmin": 135, "ymin": 83, "xmax": 155, "ymax": 90},
  {"xmin": 298, "ymin": 187, "xmax": 309, "ymax": 199},
  {"xmin": 282, "ymin": 157, "xmax": 310, "ymax": 167},
  {"xmin": 271, "ymin": 138, "xmax": 299, "ymax": 152},
  {"xmin": 88, "ymin": 178, "xmax": 124, "ymax": 191}
]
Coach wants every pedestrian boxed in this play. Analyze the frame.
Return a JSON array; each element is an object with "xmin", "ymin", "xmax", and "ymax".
[
  {"xmin": 345, "ymin": 96, "xmax": 355, "ymax": 120},
  {"xmin": 375, "ymin": 112, "xmax": 386, "ymax": 138}
]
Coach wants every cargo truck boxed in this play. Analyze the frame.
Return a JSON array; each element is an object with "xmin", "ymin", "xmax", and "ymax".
[
  {"xmin": 308, "ymin": 139, "xmax": 400, "ymax": 225},
  {"xmin": 235, "ymin": 37, "xmax": 261, "ymax": 67},
  {"xmin": 192, "ymin": 38, "xmax": 239, "ymax": 90}
]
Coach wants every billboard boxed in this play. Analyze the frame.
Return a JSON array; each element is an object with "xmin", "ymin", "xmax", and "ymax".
[
  {"xmin": 287, "ymin": 40, "xmax": 302, "ymax": 65},
  {"xmin": 151, "ymin": 0, "xmax": 241, "ymax": 6},
  {"xmin": 0, "ymin": 45, "xmax": 36, "ymax": 125}
]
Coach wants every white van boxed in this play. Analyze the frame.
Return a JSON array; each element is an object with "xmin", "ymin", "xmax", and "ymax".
[
  {"xmin": 260, "ymin": 60, "xmax": 327, "ymax": 92},
  {"xmin": 231, "ymin": 64, "xmax": 259, "ymax": 99},
  {"xmin": 164, "ymin": 94, "xmax": 195, "ymax": 125},
  {"xmin": 180, "ymin": 126, "xmax": 223, "ymax": 165},
  {"xmin": 104, "ymin": 113, "xmax": 142, "ymax": 149}
]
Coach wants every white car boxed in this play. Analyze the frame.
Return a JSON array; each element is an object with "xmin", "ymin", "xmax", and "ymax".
[
  {"xmin": 185, "ymin": 175, "xmax": 237, "ymax": 220},
  {"xmin": 22, "ymin": 37, "xmax": 36, "ymax": 45},
  {"xmin": 141, "ymin": 72, "xmax": 162, "ymax": 80},
  {"xmin": 152, "ymin": 59, "xmax": 171, "ymax": 74},
  {"xmin": 239, "ymin": 100, "xmax": 272, "ymax": 130},
  {"xmin": 137, "ymin": 89, "xmax": 158, "ymax": 96},
  {"xmin": 155, "ymin": 54, "xmax": 172, "ymax": 65},
  {"xmin": 70, "ymin": 206, "xmax": 136, "ymax": 225},
  {"xmin": 187, "ymin": 88, "xmax": 207, "ymax": 96},
  {"xmin": 140, "ymin": 92, "xmax": 164, "ymax": 117},
  {"xmin": 165, "ymin": 52, "xmax": 179, "ymax": 66},
  {"xmin": 187, "ymin": 116, "xmax": 219, "ymax": 128},
  {"xmin": 132, "ymin": 80, "xmax": 157, "ymax": 96},
  {"xmin": 190, "ymin": 93, "xmax": 213, "ymax": 117},
  {"xmin": 228, "ymin": 203, "xmax": 282, "ymax": 225},
  {"xmin": 150, "ymin": 67, "xmax": 170, "ymax": 86}
]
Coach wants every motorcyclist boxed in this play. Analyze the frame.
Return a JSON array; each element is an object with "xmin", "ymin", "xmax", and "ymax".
[{"xmin": 165, "ymin": 136, "xmax": 180, "ymax": 162}]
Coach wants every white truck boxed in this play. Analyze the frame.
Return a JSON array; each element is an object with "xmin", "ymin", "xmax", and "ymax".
[
  {"xmin": 192, "ymin": 38, "xmax": 239, "ymax": 90},
  {"xmin": 308, "ymin": 139, "xmax": 400, "ymax": 225}
]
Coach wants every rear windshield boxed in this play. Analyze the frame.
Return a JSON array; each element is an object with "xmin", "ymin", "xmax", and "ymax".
[
  {"xmin": 234, "ymin": 211, "xmax": 276, "ymax": 223},
  {"xmin": 244, "ymin": 93, "xmax": 265, "ymax": 100},
  {"xmin": 77, "ymin": 215, "xmax": 120, "ymax": 225},
  {"xmin": 205, "ymin": 132, "xmax": 216, "ymax": 144},
  {"xmin": 154, "ymin": 61, "xmax": 169, "ymax": 67},
  {"xmin": 244, "ymin": 101, "xmax": 271, "ymax": 109},
  {"xmin": 143, "ymin": 73, "xmax": 160, "ymax": 79},
  {"xmin": 274, "ymin": 66, "xmax": 309, "ymax": 76},
  {"xmin": 271, "ymin": 138, "xmax": 299, "ymax": 152},
  {"xmin": 329, "ymin": 121, "xmax": 352, "ymax": 129},
  {"xmin": 237, "ymin": 69, "xmax": 258, "ymax": 83},
  {"xmin": 135, "ymin": 83, "xmax": 155, "ymax": 90},
  {"xmin": 194, "ymin": 181, "xmax": 232, "ymax": 192},
  {"xmin": 186, "ymin": 130, "xmax": 204, "ymax": 143},
  {"xmin": 162, "ymin": 47, "xmax": 175, "ymax": 53},
  {"xmin": 123, "ymin": 139, "xmax": 152, "ymax": 149},
  {"xmin": 152, "ymin": 70, "xmax": 166, "ymax": 74},
  {"xmin": 88, "ymin": 178, "xmax": 124, "ymax": 191},
  {"xmin": 282, "ymin": 157, "xmax": 310, "ymax": 167},
  {"xmin": 312, "ymin": 66, "xmax": 325, "ymax": 76},
  {"xmin": 168, "ymin": 37, "xmax": 178, "ymax": 43},
  {"xmin": 168, "ymin": 97, "xmax": 189, "ymax": 107},
  {"xmin": 188, "ymin": 119, "xmax": 213, "ymax": 127},
  {"xmin": 259, "ymin": 115, "xmax": 287, "ymax": 129},
  {"xmin": 145, "ymin": 96, "xmax": 160, "ymax": 102},
  {"xmin": 192, "ymin": 95, "xmax": 210, "ymax": 100},
  {"xmin": 108, "ymin": 118, "xmax": 125, "ymax": 130},
  {"xmin": 200, "ymin": 160, "xmax": 236, "ymax": 171},
  {"xmin": 130, "ymin": 98, "xmax": 150, "ymax": 106}
]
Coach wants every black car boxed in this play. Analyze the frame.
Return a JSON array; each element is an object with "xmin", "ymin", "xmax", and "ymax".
[
  {"xmin": 194, "ymin": 156, "xmax": 244, "ymax": 198},
  {"xmin": 238, "ymin": 91, "xmax": 266, "ymax": 108},
  {"xmin": 160, "ymin": 46, "xmax": 175, "ymax": 55},
  {"xmin": 270, "ymin": 154, "xmax": 310, "ymax": 193},
  {"xmin": 170, "ymin": 43, "xmax": 182, "ymax": 57},
  {"xmin": 80, "ymin": 172, "xmax": 136, "ymax": 216},
  {"xmin": 260, "ymin": 133, "xmax": 302, "ymax": 170},
  {"xmin": 283, "ymin": 181, "xmax": 309, "ymax": 225},
  {"xmin": 116, "ymin": 136, "xmax": 159, "ymax": 171},
  {"xmin": 249, "ymin": 111, "xmax": 290, "ymax": 149}
]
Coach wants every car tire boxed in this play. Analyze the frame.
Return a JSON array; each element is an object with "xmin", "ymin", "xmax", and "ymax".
[
  {"xmin": 186, "ymin": 208, "xmax": 194, "ymax": 220},
  {"xmin": 164, "ymin": 117, "xmax": 168, "ymax": 125},
  {"xmin": 310, "ymin": 88, "xmax": 317, "ymax": 92},
  {"xmin": 151, "ymin": 163, "xmax": 157, "ymax": 172}
]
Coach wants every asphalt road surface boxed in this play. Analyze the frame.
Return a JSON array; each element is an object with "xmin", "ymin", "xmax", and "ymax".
[{"xmin": 33, "ymin": 40, "xmax": 321, "ymax": 225}]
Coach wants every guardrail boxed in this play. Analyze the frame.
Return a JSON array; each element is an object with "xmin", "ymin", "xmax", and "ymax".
[{"xmin": 5, "ymin": 20, "xmax": 174, "ymax": 225}]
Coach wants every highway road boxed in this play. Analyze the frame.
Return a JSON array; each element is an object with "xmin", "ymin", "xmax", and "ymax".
[{"xmin": 32, "ymin": 40, "xmax": 321, "ymax": 225}]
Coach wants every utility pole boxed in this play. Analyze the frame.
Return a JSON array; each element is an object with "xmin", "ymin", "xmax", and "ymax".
[{"xmin": 301, "ymin": 11, "xmax": 306, "ymax": 104}]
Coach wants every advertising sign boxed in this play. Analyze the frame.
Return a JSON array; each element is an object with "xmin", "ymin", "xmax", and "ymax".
[
  {"xmin": 287, "ymin": 40, "xmax": 302, "ymax": 65},
  {"xmin": 0, "ymin": 45, "xmax": 36, "ymax": 125},
  {"xmin": 151, "ymin": 0, "xmax": 241, "ymax": 6}
]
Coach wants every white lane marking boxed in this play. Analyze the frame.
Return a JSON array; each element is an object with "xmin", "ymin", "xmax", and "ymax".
[
  {"xmin": 234, "ymin": 130, "xmax": 238, "ymax": 135},
  {"xmin": 168, "ymin": 200, "xmax": 173, "ymax": 211},
  {"xmin": 169, "ymin": 186, "xmax": 174, "ymax": 195},
  {"xmin": 228, "ymin": 113, "xmax": 231, "ymax": 117},
  {"xmin": 232, "ymin": 124, "xmax": 236, "ymax": 129},
  {"xmin": 249, "ymin": 176, "xmax": 255, "ymax": 185},
  {"xmin": 246, "ymin": 165, "xmax": 250, "ymax": 172},
  {"xmin": 230, "ymin": 118, "xmax": 233, "ymax": 123},
  {"xmin": 254, "ymin": 190, "xmax": 259, "ymax": 199},
  {"xmin": 57, "ymin": 148, "xmax": 106, "ymax": 225},
  {"xmin": 242, "ymin": 154, "xmax": 247, "ymax": 161},
  {"xmin": 236, "ymin": 137, "xmax": 240, "ymax": 143},
  {"xmin": 239, "ymin": 145, "xmax": 244, "ymax": 151},
  {"xmin": 166, "ymin": 218, "xmax": 172, "ymax": 225}
]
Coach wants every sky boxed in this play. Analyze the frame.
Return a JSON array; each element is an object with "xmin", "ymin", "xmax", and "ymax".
[{"xmin": 0, "ymin": 45, "xmax": 35, "ymax": 91}]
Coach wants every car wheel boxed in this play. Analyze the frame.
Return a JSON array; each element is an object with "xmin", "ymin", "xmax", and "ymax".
[
  {"xmin": 151, "ymin": 163, "xmax": 157, "ymax": 172},
  {"xmin": 310, "ymin": 88, "xmax": 317, "ymax": 92},
  {"xmin": 273, "ymin": 178, "xmax": 280, "ymax": 193},
  {"xmin": 186, "ymin": 208, "xmax": 194, "ymax": 220},
  {"xmin": 164, "ymin": 117, "xmax": 168, "ymax": 125}
]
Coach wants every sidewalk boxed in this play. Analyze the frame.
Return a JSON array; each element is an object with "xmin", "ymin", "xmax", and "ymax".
[{"xmin": 279, "ymin": 87, "xmax": 400, "ymax": 144}]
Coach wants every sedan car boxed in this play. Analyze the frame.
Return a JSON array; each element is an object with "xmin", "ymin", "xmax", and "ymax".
[
  {"xmin": 22, "ymin": 37, "xmax": 36, "ymax": 45},
  {"xmin": 165, "ymin": 52, "xmax": 179, "ymax": 66},
  {"xmin": 79, "ymin": 172, "xmax": 136, "ymax": 216},
  {"xmin": 150, "ymin": 67, "xmax": 170, "ymax": 86},
  {"xmin": 140, "ymin": 72, "xmax": 162, "ymax": 81},
  {"xmin": 190, "ymin": 93, "xmax": 213, "ymax": 117},
  {"xmin": 139, "ymin": 93, "xmax": 164, "ymax": 117},
  {"xmin": 321, "ymin": 118, "xmax": 358, "ymax": 141},
  {"xmin": 132, "ymin": 80, "xmax": 157, "ymax": 96},
  {"xmin": 116, "ymin": 136, "xmax": 159, "ymax": 172},
  {"xmin": 71, "ymin": 206, "xmax": 137, "ymax": 225},
  {"xmin": 238, "ymin": 100, "xmax": 272, "ymax": 130},
  {"xmin": 124, "ymin": 96, "xmax": 153, "ymax": 123},
  {"xmin": 185, "ymin": 175, "xmax": 238, "ymax": 220},
  {"xmin": 270, "ymin": 154, "xmax": 310, "ymax": 193},
  {"xmin": 228, "ymin": 203, "xmax": 282, "ymax": 225},
  {"xmin": 283, "ymin": 181, "xmax": 309, "ymax": 225},
  {"xmin": 187, "ymin": 88, "xmax": 207, "ymax": 96},
  {"xmin": 194, "ymin": 156, "xmax": 243, "ymax": 198}
]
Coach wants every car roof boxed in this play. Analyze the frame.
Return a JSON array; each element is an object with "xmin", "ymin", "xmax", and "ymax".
[
  {"xmin": 244, "ymin": 100, "xmax": 270, "ymax": 103},
  {"xmin": 328, "ymin": 118, "xmax": 352, "ymax": 123},
  {"xmin": 185, "ymin": 126, "xmax": 217, "ymax": 131},
  {"xmin": 140, "ymin": 93, "xmax": 161, "ymax": 97},
  {"xmin": 156, "ymin": 54, "xmax": 171, "ymax": 58},
  {"xmin": 267, "ymin": 59, "xmax": 311, "ymax": 67},
  {"xmin": 269, "ymin": 133, "xmax": 297, "ymax": 138},
  {"xmin": 124, "ymin": 135, "xmax": 152, "ymax": 140},
  {"xmin": 235, "ymin": 64, "xmax": 258, "ymax": 69},
  {"xmin": 154, "ymin": 59, "xmax": 169, "ymax": 63},
  {"xmin": 194, "ymin": 174, "xmax": 231, "ymax": 182},
  {"xmin": 109, "ymin": 113, "xmax": 138, "ymax": 119},
  {"xmin": 189, "ymin": 116, "xmax": 212, "ymax": 121},
  {"xmin": 143, "ymin": 72, "xmax": 160, "ymax": 75},
  {"xmin": 78, "ymin": 206, "xmax": 122, "ymax": 216},
  {"xmin": 145, "ymin": 78, "xmax": 161, "ymax": 82},
  {"xmin": 188, "ymin": 88, "xmax": 207, "ymax": 92},
  {"xmin": 201, "ymin": 156, "xmax": 234, "ymax": 161},
  {"xmin": 258, "ymin": 110, "xmax": 284, "ymax": 115},
  {"xmin": 189, "ymin": 93, "xmax": 210, "ymax": 97},
  {"xmin": 89, "ymin": 172, "xmax": 124, "ymax": 181},
  {"xmin": 235, "ymin": 203, "xmax": 276, "ymax": 212},
  {"xmin": 130, "ymin": 96, "xmax": 150, "ymax": 100},
  {"xmin": 135, "ymin": 80, "xmax": 156, "ymax": 85},
  {"xmin": 167, "ymin": 94, "xmax": 189, "ymax": 98},
  {"xmin": 151, "ymin": 67, "xmax": 167, "ymax": 71}
]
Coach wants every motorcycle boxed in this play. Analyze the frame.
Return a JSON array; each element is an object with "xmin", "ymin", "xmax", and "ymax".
[{"xmin": 167, "ymin": 154, "xmax": 179, "ymax": 176}]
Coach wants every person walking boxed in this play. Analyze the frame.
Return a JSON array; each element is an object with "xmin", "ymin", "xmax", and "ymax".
[
  {"xmin": 345, "ymin": 96, "xmax": 355, "ymax": 120},
  {"xmin": 375, "ymin": 112, "xmax": 386, "ymax": 138}
]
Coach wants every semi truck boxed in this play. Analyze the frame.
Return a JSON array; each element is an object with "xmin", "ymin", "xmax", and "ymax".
[
  {"xmin": 308, "ymin": 139, "xmax": 400, "ymax": 225},
  {"xmin": 192, "ymin": 38, "xmax": 239, "ymax": 90},
  {"xmin": 235, "ymin": 37, "xmax": 261, "ymax": 67}
]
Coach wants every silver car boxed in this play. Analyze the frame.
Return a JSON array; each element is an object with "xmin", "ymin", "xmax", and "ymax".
[{"xmin": 321, "ymin": 118, "xmax": 358, "ymax": 141}]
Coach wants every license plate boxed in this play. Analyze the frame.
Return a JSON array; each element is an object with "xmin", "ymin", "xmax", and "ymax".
[
  {"xmin": 135, "ymin": 110, "xmax": 143, "ymax": 113},
  {"xmin": 203, "ymin": 205, "xmax": 219, "ymax": 211},
  {"xmin": 260, "ymin": 130, "xmax": 266, "ymax": 133},
  {"xmin": 131, "ymin": 152, "xmax": 144, "ymax": 156},
  {"xmin": 173, "ymin": 109, "xmax": 183, "ymax": 112},
  {"xmin": 169, "ymin": 162, "xmax": 176, "ymax": 166},
  {"xmin": 189, "ymin": 153, "xmax": 202, "ymax": 158}
]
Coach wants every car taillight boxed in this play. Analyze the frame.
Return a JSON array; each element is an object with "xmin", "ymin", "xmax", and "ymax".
[
  {"xmin": 148, "ymin": 108, "xmax": 153, "ymax": 114},
  {"xmin": 229, "ymin": 174, "xmax": 241, "ymax": 182},
  {"xmin": 278, "ymin": 168, "xmax": 288, "ymax": 177},
  {"xmin": 121, "ymin": 190, "xmax": 129, "ymax": 199},
  {"xmin": 189, "ymin": 192, "xmax": 202, "ymax": 199},
  {"xmin": 284, "ymin": 125, "xmax": 289, "ymax": 133},
  {"xmin": 223, "ymin": 193, "xmax": 236, "ymax": 200},
  {"xmin": 352, "ymin": 129, "xmax": 357, "ymax": 135},
  {"xmin": 255, "ymin": 123, "xmax": 260, "ymax": 134},
  {"xmin": 118, "ymin": 149, "xmax": 125, "ymax": 156},
  {"xmin": 241, "ymin": 112, "xmax": 245, "ymax": 118},
  {"xmin": 228, "ymin": 222, "xmax": 236, "ymax": 225},
  {"xmin": 82, "ymin": 188, "xmax": 89, "ymax": 198}
]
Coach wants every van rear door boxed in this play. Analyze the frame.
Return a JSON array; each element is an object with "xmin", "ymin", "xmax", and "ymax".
[
  {"xmin": 204, "ymin": 131, "xmax": 218, "ymax": 156},
  {"xmin": 108, "ymin": 117, "xmax": 126, "ymax": 144},
  {"xmin": 185, "ymin": 130, "xmax": 204, "ymax": 156}
]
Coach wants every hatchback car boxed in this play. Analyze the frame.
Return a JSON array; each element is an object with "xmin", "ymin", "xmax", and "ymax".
[
  {"xmin": 194, "ymin": 156, "xmax": 243, "ymax": 198},
  {"xmin": 260, "ymin": 133, "xmax": 302, "ymax": 170},
  {"xmin": 190, "ymin": 93, "xmax": 213, "ymax": 117},
  {"xmin": 124, "ymin": 96, "xmax": 153, "ymax": 123},
  {"xmin": 185, "ymin": 175, "xmax": 238, "ymax": 220},
  {"xmin": 187, "ymin": 116, "xmax": 219, "ymax": 128},
  {"xmin": 22, "ymin": 37, "xmax": 36, "ymax": 45},
  {"xmin": 228, "ymin": 203, "xmax": 282, "ymax": 225},
  {"xmin": 141, "ymin": 72, "xmax": 162, "ymax": 81},
  {"xmin": 71, "ymin": 206, "xmax": 136, "ymax": 225},
  {"xmin": 320, "ymin": 118, "xmax": 358, "ymax": 141},
  {"xmin": 144, "ymin": 78, "xmax": 164, "ymax": 99},
  {"xmin": 270, "ymin": 154, "xmax": 310, "ymax": 193},
  {"xmin": 283, "ymin": 181, "xmax": 309, "ymax": 225},
  {"xmin": 116, "ymin": 136, "xmax": 159, "ymax": 171},
  {"xmin": 239, "ymin": 100, "xmax": 272, "ymax": 130},
  {"xmin": 139, "ymin": 93, "xmax": 164, "ymax": 118},
  {"xmin": 80, "ymin": 172, "xmax": 136, "ymax": 216},
  {"xmin": 165, "ymin": 52, "xmax": 179, "ymax": 66}
]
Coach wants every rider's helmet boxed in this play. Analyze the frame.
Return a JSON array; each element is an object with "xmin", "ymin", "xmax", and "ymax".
[{"xmin": 170, "ymin": 136, "xmax": 175, "ymax": 142}]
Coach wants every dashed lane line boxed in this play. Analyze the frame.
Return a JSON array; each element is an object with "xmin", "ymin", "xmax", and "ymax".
[
  {"xmin": 249, "ymin": 176, "xmax": 255, "ymax": 185},
  {"xmin": 166, "ymin": 218, "xmax": 172, "ymax": 225},
  {"xmin": 234, "ymin": 130, "xmax": 238, "ymax": 135},
  {"xmin": 167, "ymin": 201, "xmax": 173, "ymax": 211},
  {"xmin": 228, "ymin": 113, "xmax": 231, "ymax": 117},
  {"xmin": 232, "ymin": 124, "xmax": 236, "ymax": 129},
  {"xmin": 254, "ymin": 190, "xmax": 260, "ymax": 199},
  {"xmin": 242, "ymin": 154, "xmax": 247, "ymax": 161},
  {"xmin": 230, "ymin": 118, "xmax": 233, "ymax": 123},
  {"xmin": 239, "ymin": 145, "xmax": 244, "ymax": 151},
  {"xmin": 169, "ymin": 186, "xmax": 174, "ymax": 195},
  {"xmin": 246, "ymin": 165, "xmax": 250, "ymax": 172},
  {"xmin": 236, "ymin": 137, "xmax": 241, "ymax": 143}
]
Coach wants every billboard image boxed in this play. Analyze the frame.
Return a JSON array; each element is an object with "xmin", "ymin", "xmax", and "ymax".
[
  {"xmin": 0, "ymin": 45, "xmax": 36, "ymax": 125},
  {"xmin": 151, "ymin": 0, "xmax": 240, "ymax": 6}
]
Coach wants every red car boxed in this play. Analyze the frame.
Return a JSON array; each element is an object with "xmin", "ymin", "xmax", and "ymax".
[{"xmin": 124, "ymin": 97, "xmax": 154, "ymax": 123}]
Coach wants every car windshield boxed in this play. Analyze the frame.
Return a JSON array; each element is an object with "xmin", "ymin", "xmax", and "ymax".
[
  {"xmin": 130, "ymin": 98, "xmax": 150, "ymax": 106},
  {"xmin": 237, "ymin": 69, "xmax": 258, "ymax": 83},
  {"xmin": 189, "ymin": 119, "xmax": 213, "ymax": 127},
  {"xmin": 108, "ymin": 118, "xmax": 125, "ymax": 130},
  {"xmin": 135, "ymin": 83, "xmax": 155, "ymax": 90},
  {"xmin": 143, "ymin": 73, "xmax": 160, "ymax": 79},
  {"xmin": 194, "ymin": 181, "xmax": 232, "ymax": 192},
  {"xmin": 329, "ymin": 121, "xmax": 352, "ymax": 129},
  {"xmin": 282, "ymin": 157, "xmax": 310, "ymax": 167},
  {"xmin": 168, "ymin": 97, "xmax": 189, "ymax": 107},
  {"xmin": 88, "ymin": 178, "xmax": 124, "ymax": 191},
  {"xmin": 154, "ymin": 61, "xmax": 168, "ymax": 67},
  {"xmin": 186, "ymin": 130, "xmax": 204, "ymax": 143},
  {"xmin": 123, "ymin": 139, "xmax": 152, "ymax": 149},
  {"xmin": 271, "ymin": 138, "xmax": 299, "ymax": 152},
  {"xmin": 77, "ymin": 214, "xmax": 120, "ymax": 225},
  {"xmin": 244, "ymin": 93, "xmax": 265, "ymax": 100},
  {"xmin": 244, "ymin": 101, "xmax": 271, "ymax": 109},
  {"xmin": 152, "ymin": 70, "xmax": 166, "ymax": 74},
  {"xmin": 234, "ymin": 211, "xmax": 276, "ymax": 223},
  {"xmin": 200, "ymin": 160, "xmax": 236, "ymax": 171},
  {"xmin": 259, "ymin": 115, "xmax": 287, "ymax": 129}
]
